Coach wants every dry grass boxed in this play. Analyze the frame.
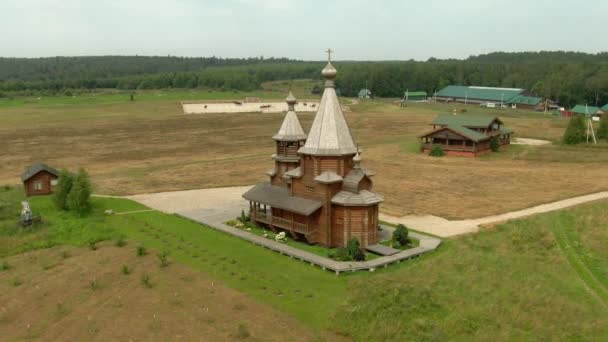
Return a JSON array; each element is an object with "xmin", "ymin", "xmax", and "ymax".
[
  {"xmin": 1, "ymin": 97, "xmax": 608, "ymax": 219},
  {"xmin": 0, "ymin": 244, "xmax": 326, "ymax": 341}
]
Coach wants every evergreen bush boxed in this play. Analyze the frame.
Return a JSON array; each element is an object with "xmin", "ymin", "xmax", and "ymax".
[
  {"xmin": 393, "ymin": 224, "xmax": 409, "ymax": 246},
  {"xmin": 563, "ymin": 115, "xmax": 586, "ymax": 144},
  {"xmin": 346, "ymin": 238, "xmax": 366, "ymax": 261},
  {"xmin": 53, "ymin": 169, "xmax": 74, "ymax": 210},
  {"xmin": 67, "ymin": 168, "xmax": 92, "ymax": 215},
  {"xmin": 429, "ymin": 145, "xmax": 445, "ymax": 157},
  {"xmin": 490, "ymin": 136, "xmax": 500, "ymax": 152}
]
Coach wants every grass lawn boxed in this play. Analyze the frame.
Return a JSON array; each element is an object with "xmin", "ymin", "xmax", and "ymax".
[{"xmin": 2, "ymin": 187, "xmax": 608, "ymax": 340}]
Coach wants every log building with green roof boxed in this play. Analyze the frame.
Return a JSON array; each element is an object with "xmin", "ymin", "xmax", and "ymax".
[{"xmin": 419, "ymin": 114, "xmax": 513, "ymax": 157}]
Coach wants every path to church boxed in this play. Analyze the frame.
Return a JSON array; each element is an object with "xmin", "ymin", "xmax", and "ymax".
[{"xmin": 126, "ymin": 187, "xmax": 608, "ymax": 238}]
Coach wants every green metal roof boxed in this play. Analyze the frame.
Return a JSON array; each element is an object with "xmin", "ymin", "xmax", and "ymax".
[
  {"xmin": 436, "ymin": 85, "xmax": 523, "ymax": 102},
  {"xmin": 404, "ymin": 91, "xmax": 427, "ymax": 97},
  {"xmin": 448, "ymin": 126, "xmax": 489, "ymax": 142},
  {"xmin": 602, "ymin": 104, "xmax": 608, "ymax": 111},
  {"xmin": 507, "ymin": 95, "xmax": 542, "ymax": 106},
  {"xmin": 571, "ymin": 105, "xmax": 602, "ymax": 115},
  {"xmin": 431, "ymin": 114, "xmax": 501, "ymax": 127}
]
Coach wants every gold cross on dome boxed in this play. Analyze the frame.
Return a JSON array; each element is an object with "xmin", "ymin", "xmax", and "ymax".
[{"xmin": 325, "ymin": 48, "xmax": 333, "ymax": 62}]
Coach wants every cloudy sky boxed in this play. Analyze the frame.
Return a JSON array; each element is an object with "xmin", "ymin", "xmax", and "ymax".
[{"xmin": 2, "ymin": 0, "xmax": 607, "ymax": 60}]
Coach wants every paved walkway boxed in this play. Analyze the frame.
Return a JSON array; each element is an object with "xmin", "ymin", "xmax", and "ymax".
[
  {"xmin": 381, "ymin": 191, "xmax": 608, "ymax": 237},
  {"xmin": 176, "ymin": 208, "xmax": 441, "ymax": 274}
]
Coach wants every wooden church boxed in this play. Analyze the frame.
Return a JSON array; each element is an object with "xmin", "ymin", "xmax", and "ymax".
[{"xmin": 243, "ymin": 56, "xmax": 383, "ymax": 248}]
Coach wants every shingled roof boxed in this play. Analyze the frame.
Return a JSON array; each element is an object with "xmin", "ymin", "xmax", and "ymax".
[
  {"xmin": 272, "ymin": 92, "xmax": 307, "ymax": 141},
  {"xmin": 242, "ymin": 182, "xmax": 323, "ymax": 216},
  {"xmin": 21, "ymin": 162, "xmax": 59, "ymax": 182},
  {"xmin": 431, "ymin": 114, "xmax": 502, "ymax": 128},
  {"xmin": 298, "ymin": 62, "xmax": 357, "ymax": 156}
]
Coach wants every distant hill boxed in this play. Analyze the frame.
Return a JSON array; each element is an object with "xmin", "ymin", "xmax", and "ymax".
[{"xmin": 1, "ymin": 51, "xmax": 607, "ymax": 106}]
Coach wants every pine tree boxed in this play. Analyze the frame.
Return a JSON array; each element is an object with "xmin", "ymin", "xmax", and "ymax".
[
  {"xmin": 67, "ymin": 168, "xmax": 92, "ymax": 215},
  {"xmin": 53, "ymin": 169, "xmax": 73, "ymax": 210},
  {"xmin": 563, "ymin": 115, "xmax": 586, "ymax": 145}
]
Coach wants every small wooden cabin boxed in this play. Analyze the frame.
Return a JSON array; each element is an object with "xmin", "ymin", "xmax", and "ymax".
[
  {"xmin": 21, "ymin": 162, "xmax": 60, "ymax": 196},
  {"xmin": 420, "ymin": 114, "xmax": 513, "ymax": 157}
]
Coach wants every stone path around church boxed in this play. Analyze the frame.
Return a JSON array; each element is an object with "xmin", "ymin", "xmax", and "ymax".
[
  {"xmin": 127, "ymin": 187, "xmax": 608, "ymax": 238},
  {"xmin": 175, "ymin": 208, "xmax": 441, "ymax": 274}
]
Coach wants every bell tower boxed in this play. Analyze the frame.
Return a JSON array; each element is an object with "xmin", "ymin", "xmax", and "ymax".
[{"xmin": 268, "ymin": 92, "xmax": 307, "ymax": 185}]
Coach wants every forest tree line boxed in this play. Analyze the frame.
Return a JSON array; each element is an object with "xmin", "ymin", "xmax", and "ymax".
[{"xmin": 1, "ymin": 51, "xmax": 607, "ymax": 107}]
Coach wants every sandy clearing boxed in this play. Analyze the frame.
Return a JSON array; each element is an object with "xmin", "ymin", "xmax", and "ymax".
[
  {"xmin": 182, "ymin": 101, "xmax": 319, "ymax": 114},
  {"xmin": 125, "ymin": 186, "xmax": 608, "ymax": 239},
  {"xmin": 512, "ymin": 137, "xmax": 552, "ymax": 146}
]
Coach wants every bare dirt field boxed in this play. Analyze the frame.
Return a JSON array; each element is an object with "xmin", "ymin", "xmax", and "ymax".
[
  {"xmin": 1, "ymin": 97, "xmax": 608, "ymax": 220},
  {"xmin": 0, "ymin": 244, "xmax": 325, "ymax": 341}
]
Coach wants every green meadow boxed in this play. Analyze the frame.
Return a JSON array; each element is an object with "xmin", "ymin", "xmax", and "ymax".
[{"xmin": 1, "ymin": 186, "xmax": 607, "ymax": 340}]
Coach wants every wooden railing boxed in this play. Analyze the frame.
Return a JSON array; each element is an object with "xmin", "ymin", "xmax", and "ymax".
[
  {"xmin": 252, "ymin": 211, "xmax": 314, "ymax": 235},
  {"xmin": 253, "ymin": 211, "xmax": 271, "ymax": 223},
  {"xmin": 422, "ymin": 143, "xmax": 475, "ymax": 152}
]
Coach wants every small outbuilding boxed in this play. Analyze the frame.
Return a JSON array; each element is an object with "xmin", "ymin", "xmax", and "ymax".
[
  {"xmin": 21, "ymin": 162, "xmax": 60, "ymax": 196},
  {"xmin": 419, "ymin": 114, "xmax": 513, "ymax": 157},
  {"xmin": 571, "ymin": 105, "xmax": 604, "ymax": 121}
]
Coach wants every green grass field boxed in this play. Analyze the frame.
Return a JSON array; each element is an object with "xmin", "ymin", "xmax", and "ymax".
[{"xmin": 1, "ymin": 187, "xmax": 607, "ymax": 340}]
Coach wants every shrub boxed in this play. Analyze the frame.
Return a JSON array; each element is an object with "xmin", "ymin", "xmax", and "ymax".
[
  {"xmin": 597, "ymin": 113, "xmax": 608, "ymax": 141},
  {"xmin": 115, "ymin": 237, "xmax": 127, "ymax": 247},
  {"xmin": 89, "ymin": 280, "xmax": 100, "ymax": 290},
  {"xmin": 563, "ymin": 114, "xmax": 586, "ymax": 144},
  {"xmin": 239, "ymin": 210, "xmax": 250, "ymax": 223},
  {"xmin": 0, "ymin": 261, "xmax": 10, "ymax": 271},
  {"xmin": 393, "ymin": 224, "xmax": 410, "ymax": 246},
  {"xmin": 346, "ymin": 238, "xmax": 366, "ymax": 261},
  {"xmin": 429, "ymin": 145, "xmax": 445, "ymax": 157},
  {"xmin": 61, "ymin": 251, "xmax": 71, "ymax": 259},
  {"xmin": 136, "ymin": 245, "xmax": 147, "ymax": 256},
  {"xmin": 12, "ymin": 278, "xmax": 22, "ymax": 287},
  {"xmin": 67, "ymin": 168, "xmax": 92, "ymax": 216},
  {"xmin": 274, "ymin": 231, "xmax": 287, "ymax": 243},
  {"xmin": 53, "ymin": 170, "xmax": 73, "ymax": 210},
  {"xmin": 158, "ymin": 251, "xmax": 170, "ymax": 267},
  {"xmin": 88, "ymin": 241, "xmax": 97, "ymax": 250},
  {"xmin": 121, "ymin": 265, "xmax": 131, "ymax": 275},
  {"xmin": 236, "ymin": 324, "xmax": 250, "ymax": 339},
  {"xmin": 141, "ymin": 274, "xmax": 152, "ymax": 288},
  {"xmin": 490, "ymin": 136, "xmax": 500, "ymax": 152},
  {"xmin": 226, "ymin": 219, "xmax": 239, "ymax": 227}
]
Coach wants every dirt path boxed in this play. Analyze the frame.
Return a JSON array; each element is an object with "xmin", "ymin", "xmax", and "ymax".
[
  {"xmin": 381, "ymin": 191, "xmax": 608, "ymax": 237},
  {"xmin": 122, "ymin": 186, "xmax": 608, "ymax": 238}
]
